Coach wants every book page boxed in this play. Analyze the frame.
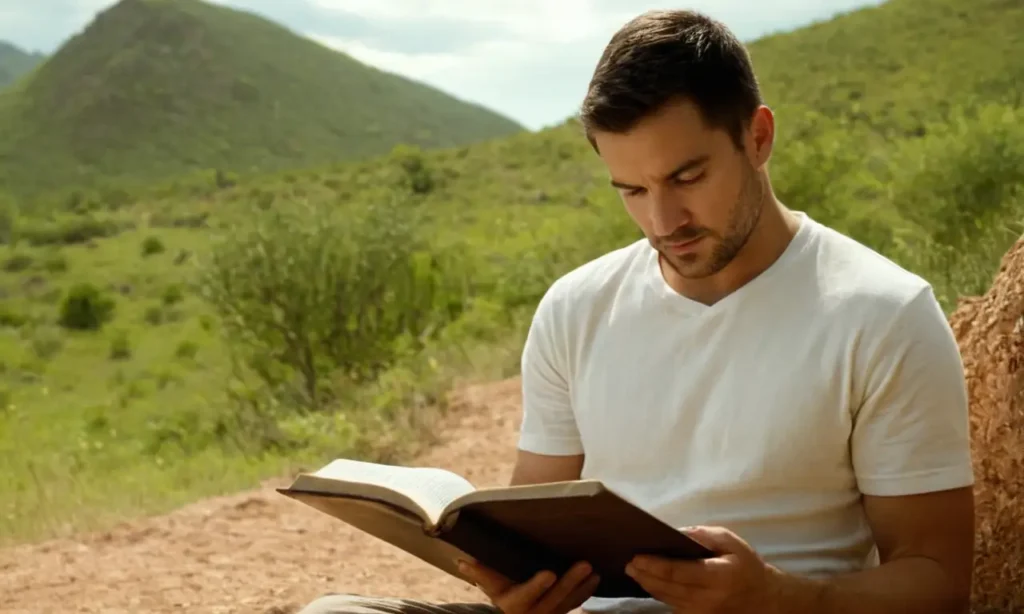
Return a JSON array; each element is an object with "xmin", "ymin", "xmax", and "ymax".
[{"xmin": 302, "ymin": 458, "xmax": 477, "ymax": 524}]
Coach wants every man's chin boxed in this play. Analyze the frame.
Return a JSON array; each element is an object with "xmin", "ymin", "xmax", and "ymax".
[{"xmin": 660, "ymin": 251, "xmax": 716, "ymax": 280}]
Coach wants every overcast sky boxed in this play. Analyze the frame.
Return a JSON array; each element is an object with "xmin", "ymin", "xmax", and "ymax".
[{"xmin": 0, "ymin": 0, "xmax": 883, "ymax": 130}]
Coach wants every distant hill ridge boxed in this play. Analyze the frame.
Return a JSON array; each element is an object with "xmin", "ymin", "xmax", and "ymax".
[
  {"xmin": 0, "ymin": 41, "xmax": 45, "ymax": 89},
  {"xmin": 0, "ymin": 0, "xmax": 524, "ymax": 197}
]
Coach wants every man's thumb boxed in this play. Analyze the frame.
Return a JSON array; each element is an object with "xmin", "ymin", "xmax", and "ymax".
[{"xmin": 680, "ymin": 525, "xmax": 750, "ymax": 555}]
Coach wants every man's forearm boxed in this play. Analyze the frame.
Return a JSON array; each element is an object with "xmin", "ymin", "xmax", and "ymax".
[{"xmin": 769, "ymin": 557, "xmax": 970, "ymax": 614}]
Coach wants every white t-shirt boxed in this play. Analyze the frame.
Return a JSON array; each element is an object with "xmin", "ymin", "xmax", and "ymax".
[{"xmin": 517, "ymin": 211, "xmax": 975, "ymax": 613}]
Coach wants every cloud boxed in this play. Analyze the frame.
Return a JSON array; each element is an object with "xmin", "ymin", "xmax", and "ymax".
[
  {"xmin": 0, "ymin": 0, "xmax": 113, "ymax": 54},
  {"xmin": 0, "ymin": 0, "xmax": 886, "ymax": 130},
  {"xmin": 309, "ymin": 0, "xmax": 886, "ymax": 129}
]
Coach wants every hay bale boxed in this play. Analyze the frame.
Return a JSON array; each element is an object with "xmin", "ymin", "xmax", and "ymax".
[{"xmin": 949, "ymin": 237, "xmax": 1024, "ymax": 612}]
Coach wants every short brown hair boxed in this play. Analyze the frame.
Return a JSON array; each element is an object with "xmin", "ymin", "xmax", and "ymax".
[{"xmin": 580, "ymin": 9, "xmax": 763, "ymax": 149}]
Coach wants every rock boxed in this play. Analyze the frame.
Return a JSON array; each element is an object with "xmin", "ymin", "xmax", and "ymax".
[{"xmin": 949, "ymin": 235, "xmax": 1024, "ymax": 612}]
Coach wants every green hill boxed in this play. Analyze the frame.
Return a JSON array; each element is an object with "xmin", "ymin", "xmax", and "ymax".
[
  {"xmin": 1, "ymin": 0, "xmax": 1022, "ymax": 561},
  {"xmin": 0, "ymin": 42, "xmax": 45, "ymax": 89},
  {"xmin": 750, "ymin": 0, "xmax": 1023, "ymax": 138},
  {"xmin": 0, "ymin": 0, "xmax": 524, "ymax": 198}
]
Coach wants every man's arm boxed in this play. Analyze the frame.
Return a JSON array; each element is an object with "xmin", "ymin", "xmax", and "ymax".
[
  {"xmin": 627, "ymin": 284, "xmax": 976, "ymax": 613},
  {"xmin": 510, "ymin": 449, "xmax": 584, "ymax": 486},
  {"xmin": 777, "ymin": 285, "xmax": 975, "ymax": 613},
  {"xmin": 774, "ymin": 487, "xmax": 974, "ymax": 614}
]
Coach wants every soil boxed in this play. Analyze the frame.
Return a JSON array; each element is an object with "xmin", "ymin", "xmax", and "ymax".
[{"xmin": 0, "ymin": 378, "xmax": 525, "ymax": 614}]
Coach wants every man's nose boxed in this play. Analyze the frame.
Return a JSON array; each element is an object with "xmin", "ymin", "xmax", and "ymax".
[{"xmin": 649, "ymin": 190, "xmax": 691, "ymax": 236}]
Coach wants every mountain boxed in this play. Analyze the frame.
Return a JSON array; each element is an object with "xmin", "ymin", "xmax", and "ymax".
[
  {"xmin": 0, "ymin": 42, "xmax": 45, "ymax": 89},
  {"xmin": 0, "ymin": 0, "xmax": 524, "ymax": 198},
  {"xmin": 747, "ymin": 0, "xmax": 1023, "ymax": 140}
]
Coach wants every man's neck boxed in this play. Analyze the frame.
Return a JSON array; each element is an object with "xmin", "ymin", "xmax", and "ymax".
[{"xmin": 661, "ymin": 197, "xmax": 801, "ymax": 306}]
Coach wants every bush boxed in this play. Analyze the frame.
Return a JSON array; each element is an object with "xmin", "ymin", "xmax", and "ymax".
[
  {"xmin": 0, "ymin": 306, "xmax": 27, "ymax": 328},
  {"xmin": 20, "ymin": 215, "xmax": 125, "ymax": 246},
  {"xmin": 43, "ymin": 253, "xmax": 68, "ymax": 273},
  {"xmin": 890, "ymin": 104, "xmax": 1024, "ymax": 249},
  {"xmin": 109, "ymin": 330, "xmax": 131, "ymax": 360},
  {"xmin": 141, "ymin": 236, "xmax": 165, "ymax": 256},
  {"xmin": 0, "ymin": 196, "xmax": 15, "ymax": 244},
  {"xmin": 144, "ymin": 305, "xmax": 163, "ymax": 325},
  {"xmin": 887, "ymin": 104, "xmax": 1024, "ymax": 308},
  {"xmin": 3, "ymin": 253, "xmax": 33, "ymax": 272},
  {"xmin": 59, "ymin": 283, "xmax": 115, "ymax": 330},
  {"xmin": 175, "ymin": 339, "xmax": 199, "ymax": 360},
  {"xmin": 391, "ymin": 145, "xmax": 436, "ymax": 195},
  {"xmin": 199, "ymin": 197, "xmax": 466, "ymax": 409},
  {"xmin": 162, "ymin": 284, "xmax": 183, "ymax": 305},
  {"xmin": 31, "ymin": 327, "xmax": 64, "ymax": 360}
]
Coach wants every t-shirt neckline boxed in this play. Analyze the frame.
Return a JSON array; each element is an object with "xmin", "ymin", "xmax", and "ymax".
[{"xmin": 644, "ymin": 211, "xmax": 813, "ymax": 316}]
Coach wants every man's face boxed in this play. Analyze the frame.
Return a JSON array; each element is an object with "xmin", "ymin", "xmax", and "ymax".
[{"xmin": 591, "ymin": 98, "xmax": 768, "ymax": 280}]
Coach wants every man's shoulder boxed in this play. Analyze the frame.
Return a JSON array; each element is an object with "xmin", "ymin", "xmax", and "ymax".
[
  {"xmin": 539, "ymin": 237, "xmax": 651, "ymax": 311},
  {"xmin": 807, "ymin": 217, "xmax": 934, "ymax": 319}
]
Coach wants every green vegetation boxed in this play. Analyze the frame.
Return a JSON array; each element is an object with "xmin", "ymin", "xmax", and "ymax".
[
  {"xmin": 0, "ymin": 0, "xmax": 524, "ymax": 199},
  {"xmin": 1, "ymin": 0, "xmax": 1022, "ymax": 546},
  {"xmin": 0, "ymin": 41, "xmax": 44, "ymax": 89}
]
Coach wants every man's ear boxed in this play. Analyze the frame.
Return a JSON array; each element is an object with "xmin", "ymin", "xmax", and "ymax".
[{"xmin": 747, "ymin": 105, "xmax": 774, "ymax": 168}]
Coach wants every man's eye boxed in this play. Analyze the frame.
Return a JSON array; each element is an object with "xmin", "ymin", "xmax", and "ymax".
[{"xmin": 675, "ymin": 172, "xmax": 704, "ymax": 184}]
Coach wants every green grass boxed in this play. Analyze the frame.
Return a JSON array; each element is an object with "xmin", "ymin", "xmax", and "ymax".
[
  {"xmin": 0, "ymin": 41, "xmax": 44, "ymax": 89},
  {"xmin": 1, "ymin": 0, "xmax": 1023, "ymax": 546},
  {"xmin": 0, "ymin": 0, "xmax": 524, "ymax": 199}
]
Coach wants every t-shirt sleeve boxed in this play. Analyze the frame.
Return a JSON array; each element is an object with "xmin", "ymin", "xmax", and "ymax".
[
  {"xmin": 516, "ymin": 285, "xmax": 584, "ymax": 456},
  {"xmin": 851, "ymin": 285, "xmax": 975, "ymax": 496}
]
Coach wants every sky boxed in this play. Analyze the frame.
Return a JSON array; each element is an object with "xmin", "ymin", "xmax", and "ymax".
[{"xmin": 0, "ymin": 0, "xmax": 884, "ymax": 130}]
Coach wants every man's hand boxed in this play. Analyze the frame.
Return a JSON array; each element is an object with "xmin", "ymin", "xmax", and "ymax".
[
  {"xmin": 457, "ymin": 558, "xmax": 600, "ymax": 614},
  {"xmin": 624, "ymin": 526, "xmax": 807, "ymax": 613}
]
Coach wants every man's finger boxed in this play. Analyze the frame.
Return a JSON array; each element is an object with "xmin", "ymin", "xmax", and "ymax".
[
  {"xmin": 627, "ymin": 566, "xmax": 694, "ymax": 603},
  {"xmin": 559, "ymin": 571, "xmax": 602, "ymax": 612},
  {"xmin": 493, "ymin": 569, "xmax": 558, "ymax": 613},
  {"xmin": 532, "ymin": 561, "xmax": 597, "ymax": 613},
  {"xmin": 628, "ymin": 555, "xmax": 725, "ymax": 587},
  {"xmin": 457, "ymin": 559, "xmax": 514, "ymax": 597}
]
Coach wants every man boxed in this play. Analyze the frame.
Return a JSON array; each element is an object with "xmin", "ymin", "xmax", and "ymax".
[{"xmin": 300, "ymin": 8, "xmax": 975, "ymax": 614}]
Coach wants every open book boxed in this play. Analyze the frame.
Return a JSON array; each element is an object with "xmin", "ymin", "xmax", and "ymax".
[{"xmin": 277, "ymin": 458, "xmax": 715, "ymax": 598}]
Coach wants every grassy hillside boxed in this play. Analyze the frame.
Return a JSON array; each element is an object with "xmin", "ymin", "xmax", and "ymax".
[
  {"xmin": 750, "ymin": 0, "xmax": 1024, "ymax": 138},
  {"xmin": 1, "ymin": 0, "xmax": 1022, "ymax": 546},
  {"xmin": 0, "ymin": 0, "xmax": 524, "ymax": 199},
  {"xmin": 0, "ymin": 42, "xmax": 45, "ymax": 89}
]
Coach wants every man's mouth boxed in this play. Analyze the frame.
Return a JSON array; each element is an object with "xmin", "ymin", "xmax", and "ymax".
[{"xmin": 664, "ymin": 235, "xmax": 705, "ymax": 254}]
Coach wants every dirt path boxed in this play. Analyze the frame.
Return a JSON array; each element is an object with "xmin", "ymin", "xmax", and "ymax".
[{"xmin": 0, "ymin": 377, "xmax": 525, "ymax": 614}]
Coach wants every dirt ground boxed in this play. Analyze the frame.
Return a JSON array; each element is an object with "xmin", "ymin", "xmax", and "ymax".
[{"xmin": 0, "ymin": 378, "xmax": 525, "ymax": 614}]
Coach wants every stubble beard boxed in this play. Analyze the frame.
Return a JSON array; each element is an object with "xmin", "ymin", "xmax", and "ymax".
[{"xmin": 659, "ymin": 163, "xmax": 766, "ymax": 280}]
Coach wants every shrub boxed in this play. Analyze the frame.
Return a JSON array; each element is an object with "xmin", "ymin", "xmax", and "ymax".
[
  {"xmin": 3, "ymin": 253, "xmax": 33, "ymax": 272},
  {"xmin": 43, "ymin": 253, "xmax": 68, "ymax": 273},
  {"xmin": 162, "ymin": 284, "xmax": 183, "ymax": 305},
  {"xmin": 0, "ymin": 197, "xmax": 15, "ymax": 244},
  {"xmin": 199, "ymin": 197, "xmax": 465, "ymax": 409},
  {"xmin": 0, "ymin": 306, "xmax": 27, "ymax": 328},
  {"xmin": 141, "ymin": 236, "xmax": 165, "ymax": 256},
  {"xmin": 59, "ymin": 283, "xmax": 115, "ymax": 330},
  {"xmin": 109, "ymin": 330, "xmax": 131, "ymax": 360},
  {"xmin": 31, "ymin": 327, "xmax": 64, "ymax": 360},
  {"xmin": 144, "ymin": 305, "xmax": 163, "ymax": 325},
  {"xmin": 20, "ymin": 215, "xmax": 125, "ymax": 246},
  {"xmin": 175, "ymin": 340, "xmax": 199, "ymax": 360}
]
